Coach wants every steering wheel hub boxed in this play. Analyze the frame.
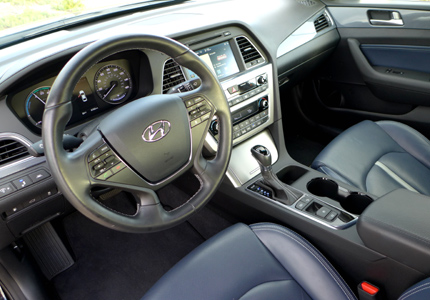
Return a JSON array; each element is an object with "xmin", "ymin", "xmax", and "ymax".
[{"xmin": 99, "ymin": 94, "xmax": 191, "ymax": 183}]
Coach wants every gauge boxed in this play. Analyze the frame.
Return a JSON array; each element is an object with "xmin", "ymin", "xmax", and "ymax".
[
  {"xmin": 94, "ymin": 64, "xmax": 132, "ymax": 104},
  {"xmin": 25, "ymin": 86, "xmax": 50, "ymax": 128}
]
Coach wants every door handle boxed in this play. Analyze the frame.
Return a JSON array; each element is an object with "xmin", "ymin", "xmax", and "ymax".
[{"xmin": 369, "ymin": 11, "xmax": 403, "ymax": 26}]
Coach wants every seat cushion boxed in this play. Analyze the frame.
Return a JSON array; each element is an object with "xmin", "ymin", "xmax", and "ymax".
[
  {"xmin": 312, "ymin": 120, "xmax": 430, "ymax": 197},
  {"xmin": 398, "ymin": 278, "xmax": 430, "ymax": 300},
  {"xmin": 141, "ymin": 223, "xmax": 356, "ymax": 300}
]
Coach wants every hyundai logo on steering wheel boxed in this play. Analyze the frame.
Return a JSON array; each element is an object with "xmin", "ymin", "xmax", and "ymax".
[{"xmin": 142, "ymin": 120, "xmax": 171, "ymax": 143}]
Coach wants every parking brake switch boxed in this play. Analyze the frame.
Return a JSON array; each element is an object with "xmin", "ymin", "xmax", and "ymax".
[{"xmin": 251, "ymin": 145, "xmax": 302, "ymax": 205}]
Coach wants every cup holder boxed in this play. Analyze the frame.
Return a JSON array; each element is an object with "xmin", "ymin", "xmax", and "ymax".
[{"xmin": 307, "ymin": 178, "xmax": 373, "ymax": 214}]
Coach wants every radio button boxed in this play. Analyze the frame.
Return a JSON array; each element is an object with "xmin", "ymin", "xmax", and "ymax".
[
  {"xmin": 234, "ymin": 132, "xmax": 242, "ymax": 139},
  {"xmin": 241, "ymin": 129, "xmax": 247, "ymax": 135},
  {"xmin": 233, "ymin": 125, "xmax": 240, "ymax": 132},
  {"xmin": 228, "ymin": 101, "xmax": 234, "ymax": 107},
  {"xmin": 233, "ymin": 98, "xmax": 241, "ymax": 105}
]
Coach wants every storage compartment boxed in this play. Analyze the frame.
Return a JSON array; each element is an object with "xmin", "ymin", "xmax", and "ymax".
[
  {"xmin": 307, "ymin": 177, "xmax": 373, "ymax": 214},
  {"xmin": 277, "ymin": 165, "xmax": 308, "ymax": 185}
]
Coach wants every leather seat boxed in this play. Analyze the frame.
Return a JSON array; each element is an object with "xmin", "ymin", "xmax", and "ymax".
[
  {"xmin": 312, "ymin": 120, "xmax": 430, "ymax": 197},
  {"xmin": 141, "ymin": 223, "xmax": 430, "ymax": 300}
]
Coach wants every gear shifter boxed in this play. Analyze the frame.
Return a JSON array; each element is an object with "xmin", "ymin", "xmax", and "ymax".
[{"xmin": 251, "ymin": 145, "xmax": 302, "ymax": 205}]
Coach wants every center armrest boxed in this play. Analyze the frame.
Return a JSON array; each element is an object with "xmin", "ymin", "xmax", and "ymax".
[{"xmin": 357, "ymin": 189, "xmax": 430, "ymax": 273}]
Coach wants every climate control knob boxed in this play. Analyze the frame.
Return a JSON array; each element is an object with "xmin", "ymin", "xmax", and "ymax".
[{"xmin": 259, "ymin": 98, "xmax": 268, "ymax": 109}]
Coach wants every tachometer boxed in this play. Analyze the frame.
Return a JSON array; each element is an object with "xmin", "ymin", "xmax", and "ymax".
[
  {"xmin": 25, "ymin": 86, "xmax": 50, "ymax": 128},
  {"xmin": 94, "ymin": 64, "xmax": 132, "ymax": 104}
]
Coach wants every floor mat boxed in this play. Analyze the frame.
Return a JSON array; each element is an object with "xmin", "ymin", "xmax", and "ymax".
[{"xmin": 53, "ymin": 212, "xmax": 205, "ymax": 300}]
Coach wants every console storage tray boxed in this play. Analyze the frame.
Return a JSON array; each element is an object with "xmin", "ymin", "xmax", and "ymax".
[{"xmin": 357, "ymin": 189, "xmax": 430, "ymax": 273}]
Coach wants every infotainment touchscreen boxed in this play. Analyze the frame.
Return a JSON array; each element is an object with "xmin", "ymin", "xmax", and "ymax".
[{"xmin": 190, "ymin": 41, "xmax": 240, "ymax": 80}]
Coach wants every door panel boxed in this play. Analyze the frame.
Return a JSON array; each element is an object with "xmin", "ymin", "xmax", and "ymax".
[{"xmin": 302, "ymin": 3, "xmax": 430, "ymax": 137}]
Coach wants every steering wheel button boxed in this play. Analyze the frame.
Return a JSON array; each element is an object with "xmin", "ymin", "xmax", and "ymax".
[
  {"xmin": 201, "ymin": 113, "xmax": 210, "ymax": 122},
  {"xmin": 189, "ymin": 109, "xmax": 199, "ymax": 119},
  {"xmin": 191, "ymin": 118, "xmax": 202, "ymax": 128},
  {"xmin": 97, "ymin": 170, "xmax": 113, "ymax": 181},
  {"xmin": 99, "ymin": 145, "xmax": 110, "ymax": 154},
  {"xmin": 111, "ymin": 162, "xmax": 126, "ymax": 174},
  {"xmin": 104, "ymin": 156, "xmax": 115, "ymax": 163},
  {"xmin": 93, "ymin": 162, "xmax": 105, "ymax": 171},
  {"xmin": 88, "ymin": 152, "xmax": 99, "ymax": 162},
  {"xmin": 184, "ymin": 99, "xmax": 195, "ymax": 107},
  {"xmin": 194, "ymin": 96, "xmax": 204, "ymax": 103}
]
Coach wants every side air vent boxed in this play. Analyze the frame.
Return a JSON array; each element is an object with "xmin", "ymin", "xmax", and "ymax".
[
  {"xmin": 236, "ymin": 36, "xmax": 265, "ymax": 69},
  {"xmin": 162, "ymin": 58, "xmax": 186, "ymax": 94},
  {"xmin": 314, "ymin": 14, "xmax": 329, "ymax": 32},
  {"xmin": 0, "ymin": 139, "xmax": 29, "ymax": 166}
]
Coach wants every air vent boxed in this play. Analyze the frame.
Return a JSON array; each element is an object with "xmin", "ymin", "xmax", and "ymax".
[
  {"xmin": 297, "ymin": 0, "xmax": 316, "ymax": 7},
  {"xmin": 162, "ymin": 58, "xmax": 186, "ymax": 94},
  {"xmin": 0, "ymin": 139, "xmax": 29, "ymax": 166},
  {"xmin": 236, "ymin": 36, "xmax": 264, "ymax": 69},
  {"xmin": 314, "ymin": 14, "xmax": 329, "ymax": 32}
]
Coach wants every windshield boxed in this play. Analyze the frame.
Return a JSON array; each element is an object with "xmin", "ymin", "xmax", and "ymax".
[{"xmin": 0, "ymin": 0, "xmax": 187, "ymax": 48}]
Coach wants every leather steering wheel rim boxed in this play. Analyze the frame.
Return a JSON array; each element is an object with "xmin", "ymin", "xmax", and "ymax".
[{"xmin": 43, "ymin": 34, "xmax": 232, "ymax": 233}]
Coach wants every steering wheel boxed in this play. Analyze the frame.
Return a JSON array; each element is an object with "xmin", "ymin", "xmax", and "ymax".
[{"xmin": 42, "ymin": 34, "xmax": 232, "ymax": 233}]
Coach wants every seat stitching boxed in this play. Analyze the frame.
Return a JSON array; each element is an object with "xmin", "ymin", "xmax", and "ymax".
[
  {"xmin": 237, "ymin": 279, "xmax": 295, "ymax": 300},
  {"xmin": 374, "ymin": 161, "xmax": 420, "ymax": 193},
  {"xmin": 399, "ymin": 285, "xmax": 430, "ymax": 300},
  {"xmin": 252, "ymin": 224, "xmax": 356, "ymax": 300},
  {"xmin": 398, "ymin": 282, "xmax": 430, "ymax": 300},
  {"xmin": 253, "ymin": 226, "xmax": 353, "ymax": 300}
]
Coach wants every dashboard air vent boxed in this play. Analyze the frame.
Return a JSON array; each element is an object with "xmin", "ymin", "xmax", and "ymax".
[
  {"xmin": 162, "ymin": 58, "xmax": 186, "ymax": 94},
  {"xmin": 297, "ymin": 0, "xmax": 316, "ymax": 7},
  {"xmin": 314, "ymin": 14, "xmax": 329, "ymax": 32},
  {"xmin": 236, "ymin": 36, "xmax": 264, "ymax": 69},
  {"xmin": 0, "ymin": 140, "xmax": 29, "ymax": 166}
]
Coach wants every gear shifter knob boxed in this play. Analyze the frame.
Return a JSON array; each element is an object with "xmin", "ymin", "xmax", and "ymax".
[
  {"xmin": 251, "ymin": 145, "xmax": 272, "ymax": 168},
  {"xmin": 250, "ymin": 145, "xmax": 302, "ymax": 205}
]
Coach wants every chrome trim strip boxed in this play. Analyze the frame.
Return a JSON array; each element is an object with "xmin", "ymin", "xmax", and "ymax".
[
  {"xmin": 277, "ymin": 9, "xmax": 336, "ymax": 58},
  {"xmin": 247, "ymin": 187, "xmax": 358, "ymax": 230}
]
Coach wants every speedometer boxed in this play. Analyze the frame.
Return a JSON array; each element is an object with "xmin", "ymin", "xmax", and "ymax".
[
  {"xmin": 94, "ymin": 64, "xmax": 132, "ymax": 104},
  {"xmin": 25, "ymin": 86, "xmax": 50, "ymax": 128}
]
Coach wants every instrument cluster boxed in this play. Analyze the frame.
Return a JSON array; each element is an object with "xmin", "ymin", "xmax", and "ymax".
[{"xmin": 8, "ymin": 50, "xmax": 151, "ymax": 134}]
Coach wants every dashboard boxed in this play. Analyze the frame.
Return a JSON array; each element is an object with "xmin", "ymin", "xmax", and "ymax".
[{"xmin": 0, "ymin": 0, "xmax": 339, "ymax": 248}]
